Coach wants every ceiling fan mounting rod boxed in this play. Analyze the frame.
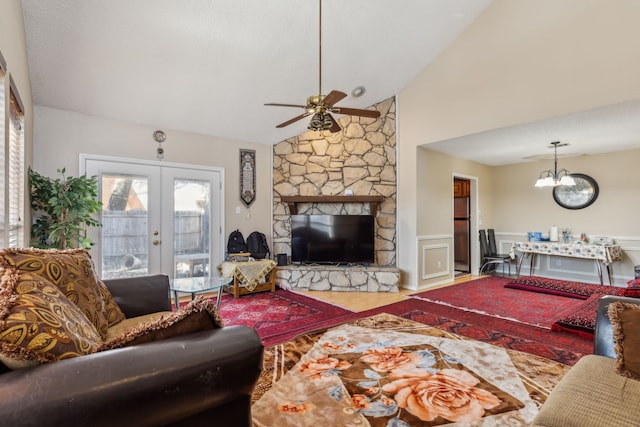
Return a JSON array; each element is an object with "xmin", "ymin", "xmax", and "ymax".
[
  {"xmin": 263, "ymin": 0, "xmax": 380, "ymax": 132},
  {"xmin": 318, "ymin": 0, "xmax": 322, "ymax": 99}
]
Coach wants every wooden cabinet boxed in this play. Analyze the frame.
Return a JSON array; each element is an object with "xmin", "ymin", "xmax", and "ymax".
[{"xmin": 454, "ymin": 180, "xmax": 470, "ymax": 197}]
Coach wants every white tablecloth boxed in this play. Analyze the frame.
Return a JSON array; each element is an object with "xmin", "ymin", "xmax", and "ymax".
[{"xmin": 512, "ymin": 242, "xmax": 623, "ymax": 264}]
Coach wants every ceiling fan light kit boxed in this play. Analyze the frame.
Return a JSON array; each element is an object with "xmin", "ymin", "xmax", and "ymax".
[
  {"xmin": 308, "ymin": 111, "xmax": 334, "ymax": 131},
  {"xmin": 265, "ymin": 0, "xmax": 380, "ymax": 133}
]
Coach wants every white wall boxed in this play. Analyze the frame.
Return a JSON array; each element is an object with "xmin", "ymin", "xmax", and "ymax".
[
  {"xmin": 417, "ymin": 147, "xmax": 640, "ymax": 286},
  {"xmin": 416, "ymin": 148, "xmax": 493, "ymax": 288},
  {"xmin": 0, "ymin": 0, "xmax": 34, "ymax": 245},
  {"xmin": 398, "ymin": 0, "xmax": 640, "ymax": 288},
  {"xmin": 493, "ymin": 150, "xmax": 640, "ymax": 236},
  {"xmin": 492, "ymin": 149, "xmax": 640, "ymax": 285},
  {"xmin": 32, "ymin": 106, "xmax": 273, "ymax": 251}
]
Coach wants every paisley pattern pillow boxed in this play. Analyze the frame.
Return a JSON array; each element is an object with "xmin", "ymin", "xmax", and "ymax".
[
  {"xmin": 0, "ymin": 248, "xmax": 125, "ymax": 339},
  {"xmin": 0, "ymin": 269, "xmax": 103, "ymax": 369}
]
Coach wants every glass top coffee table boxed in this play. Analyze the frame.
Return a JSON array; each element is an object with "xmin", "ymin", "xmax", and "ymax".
[{"xmin": 169, "ymin": 276, "xmax": 233, "ymax": 311}]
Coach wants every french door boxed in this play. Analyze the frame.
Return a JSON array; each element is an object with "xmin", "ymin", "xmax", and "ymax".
[{"xmin": 81, "ymin": 155, "xmax": 223, "ymax": 280}]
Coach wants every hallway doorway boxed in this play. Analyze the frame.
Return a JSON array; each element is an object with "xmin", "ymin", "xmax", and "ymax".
[{"xmin": 453, "ymin": 178, "xmax": 471, "ymax": 275}]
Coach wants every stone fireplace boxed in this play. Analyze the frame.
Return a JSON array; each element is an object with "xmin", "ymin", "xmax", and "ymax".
[{"xmin": 272, "ymin": 97, "xmax": 399, "ymax": 292}]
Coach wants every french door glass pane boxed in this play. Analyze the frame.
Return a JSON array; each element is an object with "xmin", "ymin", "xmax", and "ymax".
[
  {"xmin": 101, "ymin": 174, "xmax": 149, "ymax": 279},
  {"xmin": 173, "ymin": 179, "xmax": 211, "ymax": 279}
]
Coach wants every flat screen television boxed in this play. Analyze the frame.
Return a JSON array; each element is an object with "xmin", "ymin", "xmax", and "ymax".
[{"xmin": 291, "ymin": 214, "xmax": 375, "ymax": 265}]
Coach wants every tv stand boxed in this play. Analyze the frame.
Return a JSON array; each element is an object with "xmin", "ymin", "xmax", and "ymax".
[{"xmin": 281, "ymin": 195, "xmax": 384, "ymax": 215}]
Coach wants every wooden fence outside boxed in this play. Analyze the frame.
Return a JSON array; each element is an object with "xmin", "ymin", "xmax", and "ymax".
[{"xmin": 102, "ymin": 210, "xmax": 206, "ymax": 260}]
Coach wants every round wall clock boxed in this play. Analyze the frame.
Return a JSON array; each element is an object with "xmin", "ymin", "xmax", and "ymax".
[{"xmin": 552, "ymin": 173, "xmax": 599, "ymax": 210}]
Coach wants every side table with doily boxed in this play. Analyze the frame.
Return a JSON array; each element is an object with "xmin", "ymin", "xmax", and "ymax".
[{"xmin": 217, "ymin": 259, "xmax": 277, "ymax": 298}]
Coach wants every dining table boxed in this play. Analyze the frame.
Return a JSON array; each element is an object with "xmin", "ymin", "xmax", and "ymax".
[{"xmin": 512, "ymin": 241, "xmax": 623, "ymax": 285}]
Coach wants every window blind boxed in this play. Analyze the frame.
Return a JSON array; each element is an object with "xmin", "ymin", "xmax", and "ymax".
[
  {"xmin": 0, "ymin": 64, "xmax": 5, "ymax": 246},
  {"xmin": 8, "ymin": 85, "xmax": 24, "ymax": 248}
]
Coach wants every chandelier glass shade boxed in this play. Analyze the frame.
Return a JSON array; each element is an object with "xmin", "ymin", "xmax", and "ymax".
[{"xmin": 534, "ymin": 141, "xmax": 576, "ymax": 187}]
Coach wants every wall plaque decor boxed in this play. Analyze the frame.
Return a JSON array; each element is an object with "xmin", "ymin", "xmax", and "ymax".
[{"xmin": 240, "ymin": 149, "xmax": 256, "ymax": 207}]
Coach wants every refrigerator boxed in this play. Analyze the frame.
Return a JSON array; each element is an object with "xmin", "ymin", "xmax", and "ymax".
[{"xmin": 454, "ymin": 197, "xmax": 470, "ymax": 273}]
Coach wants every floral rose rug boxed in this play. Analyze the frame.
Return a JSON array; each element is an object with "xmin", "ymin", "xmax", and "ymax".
[{"xmin": 251, "ymin": 313, "xmax": 569, "ymax": 427}]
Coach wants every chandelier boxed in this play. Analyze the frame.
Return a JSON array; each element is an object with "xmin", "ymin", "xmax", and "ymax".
[{"xmin": 534, "ymin": 141, "xmax": 576, "ymax": 187}]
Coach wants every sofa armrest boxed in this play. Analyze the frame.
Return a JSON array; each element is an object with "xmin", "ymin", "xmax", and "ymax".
[
  {"xmin": 594, "ymin": 295, "xmax": 640, "ymax": 358},
  {"xmin": 103, "ymin": 274, "xmax": 172, "ymax": 317},
  {"xmin": 0, "ymin": 326, "xmax": 263, "ymax": 427}
]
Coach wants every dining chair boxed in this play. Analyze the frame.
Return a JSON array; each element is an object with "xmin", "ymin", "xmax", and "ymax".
[{"xmin": 479, "ymin": 229, "xmax": 513, "ymax": 276}]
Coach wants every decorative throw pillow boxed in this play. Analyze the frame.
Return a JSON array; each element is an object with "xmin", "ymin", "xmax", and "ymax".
[
  {"xmin": 0, "ymin": 248, "xmax": 125, "ymax": 339},
  {"xmin": 551, "ymin": 294, "xmax": 601, "ymax": 339},
  {"xmin": 97, "ymin": 296, "xmax": 223, "ymax": 351},
  {"xmin": 608, "ymin": 301, "xmax": 640, "ymax": 380},
  {"xmin": 625, "ymin": 279, "xmax": 640, "ymax": 298},
  {"xmin": 0, "ymin": 269, "xmax": 103, "ymax": 369},
  {"xmin": 551, "ymin": 286, "xmax": 626, "ymax": 340},
  {"xmin": 625, "ymin": 287, "xmax": 640, "ymax": 298},
  {"xmin": 505, "ymin": 276, "xmax": 599, "ymax": 299}
]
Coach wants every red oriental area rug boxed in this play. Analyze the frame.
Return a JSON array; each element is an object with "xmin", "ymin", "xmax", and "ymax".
[
  {"xmin": 214, "ymin": 289, "xmax": 355, "ymax": 346},
  {"xmin": 357, "ymin": 298, "xmax": 592, "ymax": 366},
  {"xmin": 201, "ymin": 283, "xmax": 591, "ymax": 365},
  {"xmin": 410, "ymin": 276, "xmax": 585, "ymax": 329},
  {"xmin": 199, "ymin": 285, "xmax": 593, "ymax": 365},
  {"xmin": 506, "ymin": 276, "xmax": 626, "ymax": 339}
]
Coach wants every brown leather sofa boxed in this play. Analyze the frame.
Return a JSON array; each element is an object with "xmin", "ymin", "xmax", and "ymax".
[{"xmin": 0, "ymin": 274, "xmax": 264, "ymax": 427}]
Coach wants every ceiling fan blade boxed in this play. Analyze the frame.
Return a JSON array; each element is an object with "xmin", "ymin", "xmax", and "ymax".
[
  {"xmin": 327, "ymin": 114, "xmax": 341, "ymax": 133},
  {"xmin": 276, "ymin": 112, "xmax": 311, "ymax": 128},
  {"xmin": 322, "ymin": 90, "xmax": 347, "ymax": 107},
  {"xmin": 332, "ymin": 107, "xmax": 381, "ymax": 119},
  {"xmin": 265, "ymin": 102, "xmax": 308, "ymax": 109}
]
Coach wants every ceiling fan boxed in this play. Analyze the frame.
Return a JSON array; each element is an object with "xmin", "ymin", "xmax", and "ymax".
[{"xmin": 264, "ymin": 0, "xmax": 380, "ymax": 133}]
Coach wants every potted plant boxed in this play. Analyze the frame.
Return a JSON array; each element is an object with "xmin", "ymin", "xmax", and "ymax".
[{"xmin": 29, "ymin": 167, "xmax": 102, "ymax": 249}]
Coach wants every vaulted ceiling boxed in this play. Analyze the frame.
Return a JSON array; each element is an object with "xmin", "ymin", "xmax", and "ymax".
[
  {"xmin": 20, "ymin": 0, "xmax": 640, "ymax": 166},
  {"xmin": 21, "ymin": 0, "xmax": 491, "ymax": 144}
]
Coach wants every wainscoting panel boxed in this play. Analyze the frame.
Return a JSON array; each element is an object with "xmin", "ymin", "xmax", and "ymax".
[
  {"xmin": 412, "ymin": 235, "xmax": 455, "ymax": 290},
  {"xmin": 421, "ymin": 243, "xmax": 450, "ymax": 280}
]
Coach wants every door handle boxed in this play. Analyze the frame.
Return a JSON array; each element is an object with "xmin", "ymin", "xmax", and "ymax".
[{"xmin": 153, "ymin": 239, "xmax": 161, "ymax": 245}]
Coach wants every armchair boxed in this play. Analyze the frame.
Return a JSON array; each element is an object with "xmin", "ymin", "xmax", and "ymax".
[{"xmin": 0, "ymin": 274, "xmax": 264, "ymax": 427}]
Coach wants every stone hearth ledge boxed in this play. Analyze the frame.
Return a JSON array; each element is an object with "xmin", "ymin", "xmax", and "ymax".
[{"xmin": 275, "ymin": 265, "xmax": 399, "ymax": 292}]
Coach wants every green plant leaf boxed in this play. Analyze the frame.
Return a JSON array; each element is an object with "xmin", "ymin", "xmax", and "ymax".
[{"xmin": 29, "ymin": 167, "xmax": 102, "ymax": 249}]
